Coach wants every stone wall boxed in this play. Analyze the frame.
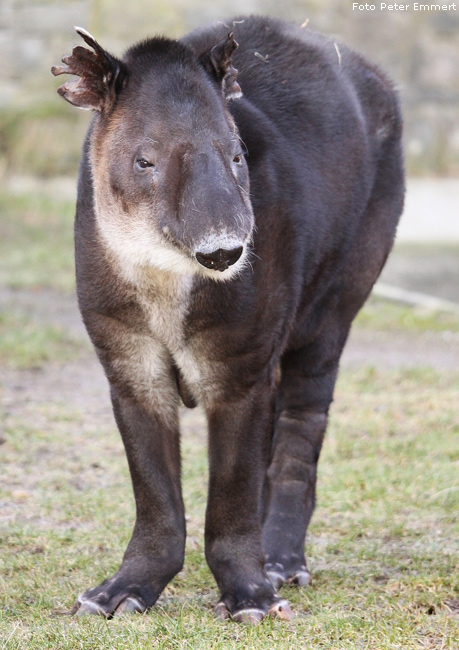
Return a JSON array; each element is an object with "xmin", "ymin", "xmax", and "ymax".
[{"xmin": 1, "ymin": 0, "xmax": 458, "ymax": 176}]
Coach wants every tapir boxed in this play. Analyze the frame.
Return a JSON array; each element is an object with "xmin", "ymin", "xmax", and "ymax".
[{"xmin": 52, "ymin": 15, "xmax": 404, "ymax": 623}]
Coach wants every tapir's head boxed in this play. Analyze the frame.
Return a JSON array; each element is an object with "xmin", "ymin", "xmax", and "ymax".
[{"xmin": 52, "ymin": 28, "xmax": 254, "ymax": 281}]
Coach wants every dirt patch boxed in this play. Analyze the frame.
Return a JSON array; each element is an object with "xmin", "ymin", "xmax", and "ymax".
[
  {"xmin": 343, "ymin": 328, "xmax": 459, "ymax": 372},
  {"xmin": 1, "ymin": 287, "xmax": 86, "ymax": 338}
]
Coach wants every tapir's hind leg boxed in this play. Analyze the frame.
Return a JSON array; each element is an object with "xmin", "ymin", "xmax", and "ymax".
[
  {"xmin": 262, "ymin": 323, "xmax": 345, "ymax": 588},
  {"xmin": 262, "ymin": 142, "xmax": 404, "ymax": 588}
]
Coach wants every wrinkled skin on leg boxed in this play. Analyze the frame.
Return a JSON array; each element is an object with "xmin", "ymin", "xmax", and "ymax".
[
  {"xmin": 205, "ymin": 381, "xmax": 292, "ymax": 623},
  {"xmin": 262, "ymin": 352, "xmax": 338, "ymax": 590},
  {"xmin": 73, "ymin": 390, "xmax": 186, "ymax": 617}
]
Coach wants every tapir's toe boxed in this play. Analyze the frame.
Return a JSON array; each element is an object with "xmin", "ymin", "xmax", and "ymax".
[
  {"xmin": 266, "ymin": 562, "xmax": 311, "ymax": 589},
  {"xmin": 75, "ymin": 597, "xmax": 109, "ymax": 617},
  {"xmin": 214, "ymin": 597, "xmax": 293, "ymax": 625},
  {"xmin": 214, "ymin": 601, "xmax": 231, "ymax": 620},
  {"xmin": 114, "ymin": 596, "xmax": 146, "ymax": 616},
  {"xmin": 266, "ymin": 569, "xmax": 285, "ymax": 590},
  {"xmin": 74, "ymin": 593, "xmax": 148, "ymax": 618},
  {"xmin": 268, "ymin": 599, "xmax": 293, "ymax": 620},
  {"xmin": 232, "ymin": 607, "xmax": 265, "ymax": 625},
  {"xmin": 288, "ymin": 569, "xmax": 311, "ymax": 587}
]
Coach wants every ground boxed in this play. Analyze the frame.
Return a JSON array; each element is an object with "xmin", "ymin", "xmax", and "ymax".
[{"xmin": 0, "ymin": 189, "xmax": 458, "ymax": 648}]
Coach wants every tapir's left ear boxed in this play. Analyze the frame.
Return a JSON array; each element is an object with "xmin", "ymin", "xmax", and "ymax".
[
  {"xmin": 200, "ymin": 32, "xmax": 242, "ymax": 101},
  {"xmin": 51, "ymin": 27, "xmax": 127, "ymax": 112}
]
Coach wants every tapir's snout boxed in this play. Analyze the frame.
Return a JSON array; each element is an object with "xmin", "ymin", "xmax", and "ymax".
[
  {"xmin": 177, "ymin": 149, "xmax": 253, "ymax": 278},
  {"xmin": 195, "ymin": 246, "xmax": 243, "ymax": 272}
]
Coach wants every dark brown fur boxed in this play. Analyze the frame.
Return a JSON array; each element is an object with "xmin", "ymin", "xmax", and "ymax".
[{"xmin": 52, "ymin": 16, "xmax": 404, "ymax": 621}]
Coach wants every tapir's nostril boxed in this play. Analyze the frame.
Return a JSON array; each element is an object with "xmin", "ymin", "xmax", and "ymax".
[{"xmin": 196, "ymin": 246, "xmax": 243, "ymax": 272}]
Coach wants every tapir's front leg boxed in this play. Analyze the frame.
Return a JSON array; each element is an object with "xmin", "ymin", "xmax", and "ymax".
[
  {"xmin": 205, "ymin": 381, "xmax": 292, "ymax": 624},
  {"xmin": 73, "ymin": 385, "xmax": 185, "ymax": 617}
]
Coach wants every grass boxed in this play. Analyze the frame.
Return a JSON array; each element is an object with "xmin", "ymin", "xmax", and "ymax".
[
  {"xmin": 0, "ymin": 190, "xmax": 75, "ymax": 292},
  {"xmin": 0, "ymin": 310, "xmax": 84, "ymax": 368},
  {"xmin": 355, "ymin": 296, "xmax": 459, "ymax": 333},
  {"xmin": 1, "ymin": 366, "xmax": 458, "ymax": 648},
  {"xmin": 0, "ymin": 186, "xmax": 458, "ymax": 647},
  {"xmin": 0, "ymin": 103, "xmax": 90, "ymax": 179}
]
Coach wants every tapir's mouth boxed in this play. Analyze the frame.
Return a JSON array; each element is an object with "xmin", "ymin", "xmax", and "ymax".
[
  {"xmin": 195, "ymin": 246, "xmax": 243, "ymax": 272},
  {"xmin": 153, "ymin": 225, "xmax": 251, "ymax": 279}
]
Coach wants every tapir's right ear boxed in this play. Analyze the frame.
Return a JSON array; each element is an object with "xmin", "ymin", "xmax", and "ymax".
[{"xmin": 51, "ymin": 27, "xmax": 127, "ymax": 112}]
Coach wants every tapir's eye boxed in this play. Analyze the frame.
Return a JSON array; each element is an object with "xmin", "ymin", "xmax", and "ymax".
[
  {"xmin": 232, "ymin": 154, "xmax": 243, "ymax": 165},
  {"xmin": 135, "ymin": 158, "xmax": 155, "ymax": 171}
]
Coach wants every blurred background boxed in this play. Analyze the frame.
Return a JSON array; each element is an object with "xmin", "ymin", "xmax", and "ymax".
[
  {"xmin": 0, "ymin": 0, "xmax": 458, "ymax": 302},
  {"xmin": 1, "ymin": 8, "xmax": 458, "ymax": 642}
]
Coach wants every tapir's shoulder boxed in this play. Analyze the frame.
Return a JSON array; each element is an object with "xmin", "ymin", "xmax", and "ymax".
[{"xmin": 183, "ymin": 15, "xmax": 401, "ymax": 142}]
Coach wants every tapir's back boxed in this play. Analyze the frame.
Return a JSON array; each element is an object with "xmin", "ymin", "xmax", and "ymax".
[{"xmin": 183, "ymin": 16, "xmax": 401, "ymax": 160}]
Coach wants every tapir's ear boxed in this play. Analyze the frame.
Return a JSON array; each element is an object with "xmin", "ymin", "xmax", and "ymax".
[
  {"xmin": 51, "ymin": 27, "xmax": 127, "ymax": 112},
  {"xmin": 200, "ymin": 32, "xmax": 242, "ymax": 101}
]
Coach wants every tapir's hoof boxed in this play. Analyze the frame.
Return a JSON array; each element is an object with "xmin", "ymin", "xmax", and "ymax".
[
  {"xmin": 268, "ymin": 599, "xmax": 293, "ymax": 620},
  {"xmin": 266, "ymin": 570, "xmax": 285, "ymax": 590},
  {"xmin": 74, "ymin": 593, "xmax": 147, "ymax": 618},
  {"xmin": 233, "ymin": 607, "xmax": 265, "ymax": 625},
  {"xmin": 288, "ymin": 570, "xmax": 310, "ymax": 587},
  {"xmin": 76, "ymin": 598, "xmax": 109, "ymax": 617},
  {"xmin": 266, "ymin": 563, "xmax": 311, "ymax": 589},
  {"xmin": 114, "ymin": 597, "xmax": 146, "ymax": 615},
  {"xmin": 214, "ymin": 601, "xmax": 230, "ymax": 620},
  {"xmin": 214, "ymin": 598, "xmax": 293, "ymax": 625}
]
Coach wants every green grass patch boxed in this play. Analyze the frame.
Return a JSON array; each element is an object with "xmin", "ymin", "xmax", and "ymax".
[
  {"xmin": 0, "ymin": 103, "xmax": 90, "ymax": 178},
  {"xmin": 355, "ymin": 296, "xmax": 459, "ymax": 333},
  {"xmin": 0, "ymin": 367, "xmax": 458, "ymax": 648},
  {"xmin": 0, "ymin": 189, "xmax": 75, "ymax": 291},
  {"xmin": 0, "ymin": 309, "xmax": 83, "ymax": 368}
]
